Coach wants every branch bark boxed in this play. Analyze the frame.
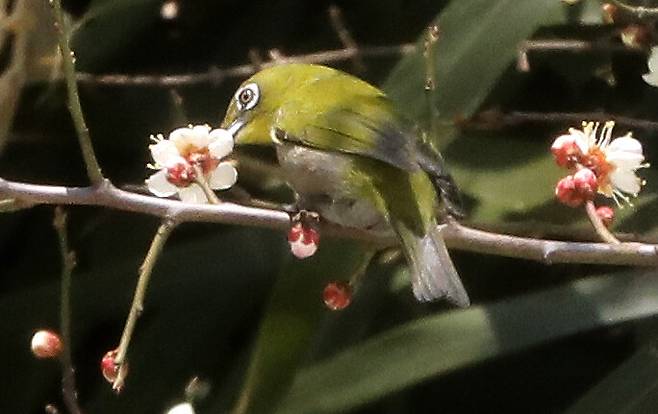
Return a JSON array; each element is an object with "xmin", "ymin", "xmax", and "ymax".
[{"xmin": 1, "ymin": 178, "xmax": 656, "ymax": 267}]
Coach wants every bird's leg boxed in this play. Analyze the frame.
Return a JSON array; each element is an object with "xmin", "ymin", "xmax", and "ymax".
[{"xmin": 290, "ymin": 209, "xmax": 321, "ymax": 229}]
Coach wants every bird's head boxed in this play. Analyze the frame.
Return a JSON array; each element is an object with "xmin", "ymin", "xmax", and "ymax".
[
  {"xmin": 221, "ymin": 63, "xmax": 337, "ymax": 146},
  {"xmin": 221, "ymin": 64, "xmax": 302, "ymax": 146}
]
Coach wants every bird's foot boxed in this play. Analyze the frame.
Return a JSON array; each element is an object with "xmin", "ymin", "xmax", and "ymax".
[{"xmin": 290, "ymin": 209, "xmax": 320, "ymax": 225}]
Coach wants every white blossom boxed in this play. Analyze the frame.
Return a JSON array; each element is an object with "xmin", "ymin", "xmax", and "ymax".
[
  {"xmin": 571, "ymin": 121, "xmax": 648, "ymax": 205},
  {"xmin": 146, "ymin": 125, "xmax": 237, "ymax": 203}
]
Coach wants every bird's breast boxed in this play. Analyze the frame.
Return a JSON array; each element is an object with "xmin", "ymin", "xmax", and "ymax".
[{"xmin": 275, "ymin": 142, "xmax": 388, "ymax": 232}]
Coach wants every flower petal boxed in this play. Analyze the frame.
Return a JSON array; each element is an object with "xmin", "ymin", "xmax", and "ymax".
[
  {"xmin": 177, "ymin": 184, "xmax": 208, "ymax": 204},
  {"xmin": 607, "ymin": 151, "xmax": 645, "ymax": 169},
  {"xmin": 607, "ymin": 135, "xmax": 643, "ymax": 155},
  {"xmin": 642, "ymin": 72, "xmax": 658, "ymax": 87},
  {"xmin": 146, "ymin": 170, "xmax": 178, "ymax": 197},
  {"xmin": 208, "ymin": 129, "xmax": 234, "ymax": 159},
  {"xmin": 647, "ymin": 46, "xmax": 658, "ymax": 73},
  {"xmin": 150, "ymin": 140, "xmax": 180, "ymax": 167},
  {"xmin": 187, "ymin": 125, "xmax": 213, "ymax": 149},
  {"xmin": 208, "ymin": 163, "xmax": 237, "ymax": 190},
  {"xmin": 569, "ymin": 129, "xmax": 591, "ymax": 154},
  {"xmin": 610, "ymin": 169, "xmax": 641, "ymax": 195},
  {"xmin": 170, "ymin": 125, "xmax": 211, "ymax": 152}
]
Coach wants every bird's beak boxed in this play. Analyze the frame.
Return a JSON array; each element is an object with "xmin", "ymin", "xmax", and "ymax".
[{"xmin": 227, "ymin": 117, "xmax": 246, "ymax": 139}]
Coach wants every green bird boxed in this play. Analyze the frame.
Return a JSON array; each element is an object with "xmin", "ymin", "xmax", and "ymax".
[{"xmin": 221, "ymin": 63, "xmax": 469, "ymax": 306}]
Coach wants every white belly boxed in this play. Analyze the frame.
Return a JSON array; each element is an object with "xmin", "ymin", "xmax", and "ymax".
[{"xmin": 276, "ymin": 143, "xmax": 388, "ymax": 231}]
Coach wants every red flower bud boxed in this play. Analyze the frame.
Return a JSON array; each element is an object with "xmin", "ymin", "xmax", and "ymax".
[
  {"xmin": 101, "ymin": 349, "xmax": 128, "ymax": 389},
  {"xmin": 573, "ymin": 168, "xmax": 598, "ymax": 197},
  {"xmin": 323, "ymin": 281, "xmax": 352, "ymax": 311},
  {"xmin": 555, "ymin": 176, "xmax": 584, "ymax": 207},
  {"xmin": 31, "ymin": 330, "xmax": 62, "ymax": 359}
]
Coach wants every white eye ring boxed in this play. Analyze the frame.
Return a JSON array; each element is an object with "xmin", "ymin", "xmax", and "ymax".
[{"xmin": 235, "ymin": 83, "xmax": 260, "ymax": 111}]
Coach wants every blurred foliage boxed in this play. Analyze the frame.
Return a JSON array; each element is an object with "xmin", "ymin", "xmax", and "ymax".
[{"xmin": 2, "ymin": 0, "xmax": 658, "ymax": 413}]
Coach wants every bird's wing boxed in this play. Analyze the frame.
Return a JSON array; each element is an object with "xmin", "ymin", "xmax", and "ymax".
[{"xmin": 273, "ymin": 76, "xmax": 419, "ymax": 171}]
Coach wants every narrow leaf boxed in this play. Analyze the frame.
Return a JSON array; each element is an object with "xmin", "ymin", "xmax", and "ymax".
[{"xmin": 279, "ymin": 272, "xmax": 658, "ymax": 413}]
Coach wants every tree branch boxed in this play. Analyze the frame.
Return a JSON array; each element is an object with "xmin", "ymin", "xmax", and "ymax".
[
  {"xmin": 49, "ymin": 0, "xmax": 104, "ymax": 185},
  {"xmin": 74, "ymin": 43, "xmax": 415, "ymax": 87},
  {"xmin": 612, "ymin": 0, "xmax": 658, "ymax": 17},
  {"xmin": 462, "ymin": 109, "xmax": 658, "ymax": 132},
  {"xmin": 112, "ymin": 219, "xmax": 178, "ymax": 392},
  {"xmin": 53, "ymin": 207, "xmax": 83, "ymax": 414},
  {"xmin": 1, "ymin": 178, "xmax": 656, "ymax": 267}
]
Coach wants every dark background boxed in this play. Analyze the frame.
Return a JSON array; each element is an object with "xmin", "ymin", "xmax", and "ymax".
[{"xmin": 1, "ymin": 0, "xmax": 658, "ymax": 413}]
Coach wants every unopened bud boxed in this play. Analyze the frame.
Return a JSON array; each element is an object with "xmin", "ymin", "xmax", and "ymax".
[
  {"xmin": 323, "ymin": 281, "xmax": 352, "ymax": 311},
  {"xmin": 573, "ymin": 168, "xmax": 598, "ymax": 198},
  {"xmin": 556, "ymin": 176, "xmax": 584, "ymax": 207},
  {"xmin": 31, "ymin": 330, "xmax": 62, "ymax": 359},
  {"xmin": 100, "ymin": 349, "xmax": 128, "ymax": 388}
]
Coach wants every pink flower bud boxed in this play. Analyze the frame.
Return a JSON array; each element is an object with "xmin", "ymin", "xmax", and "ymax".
[
  {"xmin": 288, "ymin": 222, "xmax": 320, "ymax": 259},
  {"xmin": 101, "ymin": 349, "xmax": 128, "ymax": 389},
  {"xmin": 31, "ymin": 330, "xmax": 62, "ymax": 359},
  {"xmin": 573, "ymin": 168, "xmax": 598, "ymax": 198},
  {"xmin": 551, "ymin": 134, "xmax": 582, "ymax": 168},
  {"xmin": 555, "ymin": 176, "xmax": 584, "ymax": 207},
  {"xmin": 323, "ymin": 281, "xmax": 352, "ymax": 311},
  {"xmin": 596, "ymin": 206, "xmax": 615, "ymax": 227}
]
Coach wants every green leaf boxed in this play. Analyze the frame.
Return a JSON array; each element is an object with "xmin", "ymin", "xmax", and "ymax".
[
  {"xmin": 566, "ymin": 344, "xmax": 658, "ymax": 414},
  {"xmin": 381, "ymin": 0, "xmax": 571, "ymax": 223},
  {"xmin": 384, "ymin": 0, "xmax": 568, "ymax": 130},
  {"xmin": 443, "ymin": 132, "xmax": 564, "ymax": 222},
  {"xmin": 278, "ymin": 272, "xmax": 658, "ymax": 414},
  {"xmin": 231, "ymin": 239, "xmax": 373, "ymax": 414}
]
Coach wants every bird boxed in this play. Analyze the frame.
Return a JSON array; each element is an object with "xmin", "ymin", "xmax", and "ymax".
[{"xmin": 221, "ymin": 63, "xmax": 469, "ymax": 307}]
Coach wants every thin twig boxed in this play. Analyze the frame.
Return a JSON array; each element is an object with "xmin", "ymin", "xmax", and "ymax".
[
  {"xmin": 423, "ymin": 24, "xmax": 440, "ymax": 137},
  {"xmin": 192, "ymin": 165, "xmax": 221, "ymax": 205},
  {"xmin": 74, "ymin": 44, "xmax": 415, "ymax": 87},
  {"xmin": 328, "ymin": 5, "xmax": 365, "ymax": 72},
  {"xmin": 469, "ymin": 221, "xmax": 655, "ymax": 244},
  {"xmin": 517, "ymin": 38, "xmax": 636, "ymax": 72},
  {"xmin": 0, "ymin": 178, "xmax": 656, "ymax": 266},
  {"xmin": 49, "ymin": 0, "xmax": 104, "ymax": 185},
  {"xmin": 53, "ymin": 207, "xmax": 83, "ymax": 414},
  {"xmin": 612, "ymin": 0, "xmax": 658, "ymax": 17},
  {"xmin": 112, "ymin": 218, "xmax": 178, "ymax": 391},
  {"xmin": 462, "ymin": 109, "xmax": 658, "ymax": 132},
  {"xmin": 585, "ymin": 200, "xmax": 621, "ymax": 244}
]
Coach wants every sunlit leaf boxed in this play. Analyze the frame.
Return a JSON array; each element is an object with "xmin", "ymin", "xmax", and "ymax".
[{"xmin": 384, "ymin": 0, "xmax": 568, "ymax": 133}]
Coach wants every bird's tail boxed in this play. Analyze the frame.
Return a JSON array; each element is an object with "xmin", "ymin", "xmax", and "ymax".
[{"xmin": 393, "ymin": 220, "xmax": 470, "ymax": 307}]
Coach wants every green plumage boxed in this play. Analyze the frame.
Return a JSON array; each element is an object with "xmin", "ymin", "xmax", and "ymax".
[{"xmin": 221, "ymin": 63, "xmax": 469, "ymax": 306}]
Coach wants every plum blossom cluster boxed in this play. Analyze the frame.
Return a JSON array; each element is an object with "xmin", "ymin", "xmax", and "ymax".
[
  {"xmin": 551, "ymin": 121, "xmax": 648, "ymax": 218},
  {"xmin": 146, "ymin": 125, "xmax": 237, "ymax": 203}
]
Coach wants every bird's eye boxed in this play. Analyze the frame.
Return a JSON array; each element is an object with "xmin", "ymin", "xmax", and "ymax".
[{"xmin": 235, "ymin": 83, "xmax": 259, "ymax": 111}]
